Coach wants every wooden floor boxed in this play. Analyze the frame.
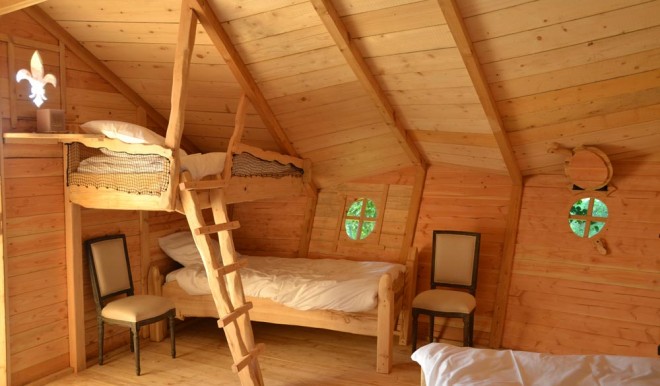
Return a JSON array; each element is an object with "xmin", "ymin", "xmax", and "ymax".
[{"xmin": 46, "ymin": 318, "xmax": 421, "ymax": 385}]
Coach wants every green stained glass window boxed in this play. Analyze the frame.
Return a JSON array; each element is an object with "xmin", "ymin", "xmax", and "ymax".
[
  {"xmin": 345, "ymin": 198, "xmax": 377, "ymax": 240},
  {"xmin": 568, "ymin": 197, "xmax": 608, "ymax": 238}
]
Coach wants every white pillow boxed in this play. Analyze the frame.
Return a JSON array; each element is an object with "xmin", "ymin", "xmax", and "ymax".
[
  {"xmin": 158, "ymin": 231, "xmax": 220, "ymax": 267},
  {"xmin": 181, "ymin": 152, "xmax": 226, "ymax": 180},
  {"xmin": 81, "ymin": 120, "xmax": 165, "ymax": 146}
]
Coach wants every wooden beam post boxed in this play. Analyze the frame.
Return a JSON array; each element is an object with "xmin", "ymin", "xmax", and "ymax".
[
  {"xmin": 436, "ymin": 0, "xmax": 523, "ymax": 348},
  {"xmin": 164, "ymin": 2, "xmax": 197, "ymax": 152},
  {"xmin": 186, "ymin": 0, "xmax": 299, "ymax": 158},
  {"xmin": 0, "ymin": 0, "xmax": 46, "ymax": 16},
  {"xmin": 310, "ymin": 0, "xmax": 425, "ymax": 169},
  {"xmin": 63, "ymin": 146, "xmax": 86, "ymax": 371},
  {"xmin": 490, "ymin": 183, "xmax": 523, "ymax": 347},
  {"xmin": 22, "ymin": 5, "xmax": 200, "ymax": 153},
  {"xmin": 436, "ymin": 0, "xmax": 521, "ymax": 185},
  {"xmin": 0, "ymin": 125, "xmax": 11, "ymax": 385}
]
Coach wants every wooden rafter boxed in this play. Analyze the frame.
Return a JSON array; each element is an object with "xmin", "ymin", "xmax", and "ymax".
[
  {"xmin": 436, "ymin": 0, "xmax": 521, "ymax": 185},
  {"xmin": 310, "ymin": 0, "xmax": 425, "ymax": 168},
  {"xmin": 0, "ymin": 0, "xmax": 45, "ymax": 15},
  {"xmin": 436, "ymin": 0, "xmax": 523, "ymax": 349},
  {"xmin": 22, "ymin": 5, "xmax": 200, "ymax": 153},
  {"xmin": 164, "ymin": 3, "xmax": 197, "ymax": 151},
  {"xmin": 186, "ymin": 0, "xmax": 299, "ymax": 158}
]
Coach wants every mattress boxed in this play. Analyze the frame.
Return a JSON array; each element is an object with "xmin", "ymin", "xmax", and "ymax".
[
  {"xmin": 412, "ymin": 343, "xmax": 660, "ymax": 386},
  {"xmin": 166, "ymin": 255, "xmax": 405, "ymax": 313}
]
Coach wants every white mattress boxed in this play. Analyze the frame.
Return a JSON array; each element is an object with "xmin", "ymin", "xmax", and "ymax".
[
  {"xmin": 412, "ymin": 343, "xmax": 660, "ymax": 386},
  {"xmin": 166, "ymin": 255, "xmax": 405, "ymax": 313}
]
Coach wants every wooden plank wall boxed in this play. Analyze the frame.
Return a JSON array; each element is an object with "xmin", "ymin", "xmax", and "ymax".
[
  {"xmin": 412, "ymin": 165, "xmax": 512, "ymax": 347},
  {"xmin": 504, "ymin": 154, "xmax": 660, "ymax": 357},
  {"xmin": 3, "ymin": 143, "xmax": 68, "ymax": 385},
  {"xmin": 307, "ymin": 167, "xmax": 416, "ymax": 264},
  {"xmin": 1, "ymin": 9, "xmax": 169, "ymax": 375},
  {"xmin": 232, "ymin": 197, "xmax": 309, "ymax": 258}
]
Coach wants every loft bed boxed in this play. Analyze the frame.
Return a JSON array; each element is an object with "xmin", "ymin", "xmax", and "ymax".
[
  {"xmin": 412, "ymin": 343, "xmax": 660, "ymax": 386},
  {"xmin": 63, "ymin": 114, "xmax": 312, "ymax": 212},
  {"xmin": 148, "ymin": 232, "xmax": 418, "ymax": 374}
]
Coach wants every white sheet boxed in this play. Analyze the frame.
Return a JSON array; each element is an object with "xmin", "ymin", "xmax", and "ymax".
[
  {"xmin": 76, "ymin": 151, "xmax": 225, "ymax": 180},
  {"xmin": 411, "ymin": 343, "xmax": 660, "ymax": 386},
  {"xmin": 166, "ymin": 255, "xmax": 405, "ymax": 313}
]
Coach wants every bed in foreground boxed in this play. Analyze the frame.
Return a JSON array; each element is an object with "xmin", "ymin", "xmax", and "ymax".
[
  {"xmin": 411, "ymin": 342, "xmax": 659, "ymax": 386},
  {"xmin": 148, "ymin": 232, "xmax": 418, "ymax": 374}
]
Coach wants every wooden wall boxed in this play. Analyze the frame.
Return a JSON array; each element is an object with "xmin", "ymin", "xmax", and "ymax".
[
  {"xmin": 308, "ymin": 167, "xmax": 417, "ymax": 264},
  {"xmin": 504, "ymin": 155, "xmax": 660, "ymax": 357},
  {"xmin": 3, "ymin": 144, "xmax": 68, "ymax": 385},
  {"xmin": 412, "ymin": 165, "xmax": 512, "ymax": 347}
]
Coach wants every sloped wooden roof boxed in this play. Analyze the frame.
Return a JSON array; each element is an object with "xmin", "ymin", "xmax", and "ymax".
[{"xmin": 4, "ymin": 0, "xmax": 660, "ymax": 187}]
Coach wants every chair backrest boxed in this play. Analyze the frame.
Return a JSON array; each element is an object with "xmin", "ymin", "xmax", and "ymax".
[
  {"xmin": 85, "ymin": 234, "xmax": 134, "ymax": 309},
  {"xmin": 431, "ymin": 230, "xmax": 481, "ymax": 293}
]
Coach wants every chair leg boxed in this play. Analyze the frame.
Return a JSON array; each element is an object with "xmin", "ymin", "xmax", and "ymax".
[
  {"xmin": 169, "ymin": 315, "xmax": 176, "ymax": 359},
  {"xmin": 411, "ymin": 310, "xmax": 419, "ymax": 353},
  {"xmin": 129, "ymin": 329, "xmax": 134, "ymax": 352},
  {"xmin": 463, "ymin": 313, "xmax": 474, "ymax": 347},
  {"xmin": 133, "ymin": 326, "xmax": 141, "ymax": 376},
  {"xmin": 428, "ymin": 315, "xmax": 435, "ymax": 344},
  {"xmin": 98, "ymin": 319, "xmax": 104, "ymax": 366},
  {"xmin": 467, "ymin": 312, "xmax": 475, "ymax": 347}
]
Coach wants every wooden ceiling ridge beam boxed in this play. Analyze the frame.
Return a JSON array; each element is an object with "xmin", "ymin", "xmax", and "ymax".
[
  {"xmin": 22, "ymin": 5, "xmax": 200, "ymax": 153},
  {"xmin": 310, "ymin": 0, "xmax": 425, "ymax": 169},
  {"xmin": 436, "ymin": 0, "xmax": 521, "ymax": 185},
  {"xmin": 186, "ymin": 0, "xmax": 299, "ymax": 158},
  {"xmin": 0, "ymin": 0, "xmax": 45, "ymax": 16}
]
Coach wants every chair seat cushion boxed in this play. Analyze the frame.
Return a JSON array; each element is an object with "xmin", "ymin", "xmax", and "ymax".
[
  {"xmin": 412, "ymin": 289, "xmax": 476, "ymax": 314},
  {"xmin": 102, "ymin": 295, "xmax": 175, "ymax": 322}
]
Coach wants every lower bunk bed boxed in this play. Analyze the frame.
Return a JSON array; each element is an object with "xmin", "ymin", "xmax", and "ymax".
[
  {"xmin": 148, "ymin": 232, "xmax": 418, "ymax": 374},
  {"xmin": 411, "ymin": 342, "xmax": 660, "ymax": 386}
]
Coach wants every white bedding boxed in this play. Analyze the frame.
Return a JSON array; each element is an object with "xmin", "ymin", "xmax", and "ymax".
[
  {"xmin": 412, "ymin": 343, "xmax": 660, "ymax": 386},
  {"xmin": 166, "ymin": 255, "xmax": 405, "ymax": 313}
]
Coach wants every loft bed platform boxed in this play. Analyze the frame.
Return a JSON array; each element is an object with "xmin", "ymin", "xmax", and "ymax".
[
  {"xmin": 63, "ymin": 136, "xmax": 312, "ymax": 211},
  {"xmin": 60, "ymin": 96, "xmax": 312, "ymax": 212}
]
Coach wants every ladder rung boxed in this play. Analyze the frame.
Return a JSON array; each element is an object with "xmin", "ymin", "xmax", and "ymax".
[
  {"xmin": 214, "ymin": 259, "xmax": 248, "ymax": 278},
  {"xmin": 194, "ymin": 220, "xmax": 240, "ymax": 235},
  {"xmin": 217, "ymin": 302, "xmax": 253, "ymax": 328},
  {"xmin": 179, "ymin": 179, "xmax": 226, "ymax": 191},
  {"xmin": 232, "ymin": 343, "xmax": 266, "ymax": 373}
]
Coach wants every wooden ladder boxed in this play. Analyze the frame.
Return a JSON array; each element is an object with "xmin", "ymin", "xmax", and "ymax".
[{"xmin": 178, "ymin": 171, "xmax": 265, "ymax": 386}]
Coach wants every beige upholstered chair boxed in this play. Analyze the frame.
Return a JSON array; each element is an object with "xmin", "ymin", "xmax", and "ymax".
[
  {"xmin": 411, "ymin": 230, "xmax": 481, "ymax": 352},
  {"xmin": 86, "ymin": 234, "xmax": 176, "ymax": 375}
]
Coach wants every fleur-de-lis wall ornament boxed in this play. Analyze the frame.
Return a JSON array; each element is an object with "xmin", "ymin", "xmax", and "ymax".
[{"xmin": 16, "ymin": 50, "xmax": 57, "ymax": 108}]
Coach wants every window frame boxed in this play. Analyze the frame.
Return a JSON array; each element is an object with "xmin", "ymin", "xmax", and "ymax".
[
  {"xmin": 338, "ymin": 194, "xmax": 385, "ymax": 245},
  {"xmin": 568, "ymin": 196, "xmax": 608, "ymax": 238}
]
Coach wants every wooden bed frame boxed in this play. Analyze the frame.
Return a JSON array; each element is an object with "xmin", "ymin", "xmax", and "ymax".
[{"xmin": 148, "ymin": 248, "xmax": 418, "ymax": 374}]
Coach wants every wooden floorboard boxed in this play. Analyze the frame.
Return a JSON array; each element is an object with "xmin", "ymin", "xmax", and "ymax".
[{"xmin": 45, "ymin": 318, "xmax": 421, "ymax": 385}]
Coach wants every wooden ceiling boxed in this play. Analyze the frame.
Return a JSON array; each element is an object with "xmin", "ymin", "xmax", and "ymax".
[{"xmin": 4, "ymin": 0, "xmax": 660, "ymax": 188}]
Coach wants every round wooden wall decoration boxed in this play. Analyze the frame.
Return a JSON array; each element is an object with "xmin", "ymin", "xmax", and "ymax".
[{"xmin": 565, "ymin": 146, "xmax": 613, "ymax": 190}]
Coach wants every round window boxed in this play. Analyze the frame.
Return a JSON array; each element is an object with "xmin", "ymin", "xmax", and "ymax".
[
  {"xmin": 344, "ymin": 198, "xmax": 377, "ymax": 240},
  {"xmin": 568, "ymin": 197, "xmax": 608, "ymax": 238}
]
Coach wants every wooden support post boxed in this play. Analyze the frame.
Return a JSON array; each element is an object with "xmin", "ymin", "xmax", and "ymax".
[
  {"xmin": 0, "ymin": 129, "xmax": 11, "ymax": 385},
  {"xmin": 63, "ymin": 146, "xmax": 85, "ymax": 371},
  {"xmin": 376, "ymin": 273, "xmax": 394, "ymax": 374},
  {"xmin": 7, "ymin": 39, "xmax": 18, "ymax": 129},
  {"xmin": 489, "ymin": 183, "xmax": 523, "ymax": 348}
]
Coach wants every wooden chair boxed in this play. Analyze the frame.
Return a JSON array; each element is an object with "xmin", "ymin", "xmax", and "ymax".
[
  {"xmin": 86, "ymin": 234, "xmax": 176, "ymax": 375},
  {"xmin": 411, "ymin": 230, "xmax": 481, "ymax": 352}
]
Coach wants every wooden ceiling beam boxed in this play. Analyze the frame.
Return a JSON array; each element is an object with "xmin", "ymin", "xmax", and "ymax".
[
  {"xmin": 0, "ymin": 0, "xmax": 45, "ymax": 16},
  {"xmin": 436, "ymin": 0, "xmax": 523, "ymax": 351},
  {"xmin": 311, "ymin": 0, "xmax": 425, "ymax": 168},
  {"xmin": 22, "ymin": 5, "xmax": 200, "ymax": 153},
  {"xmin": 436, "ymin": 0, "xmax": 521, "ymax": 185},
  {"xmin": 187, "ymin": 0, "xmax": 299, "ymax": 158}
]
